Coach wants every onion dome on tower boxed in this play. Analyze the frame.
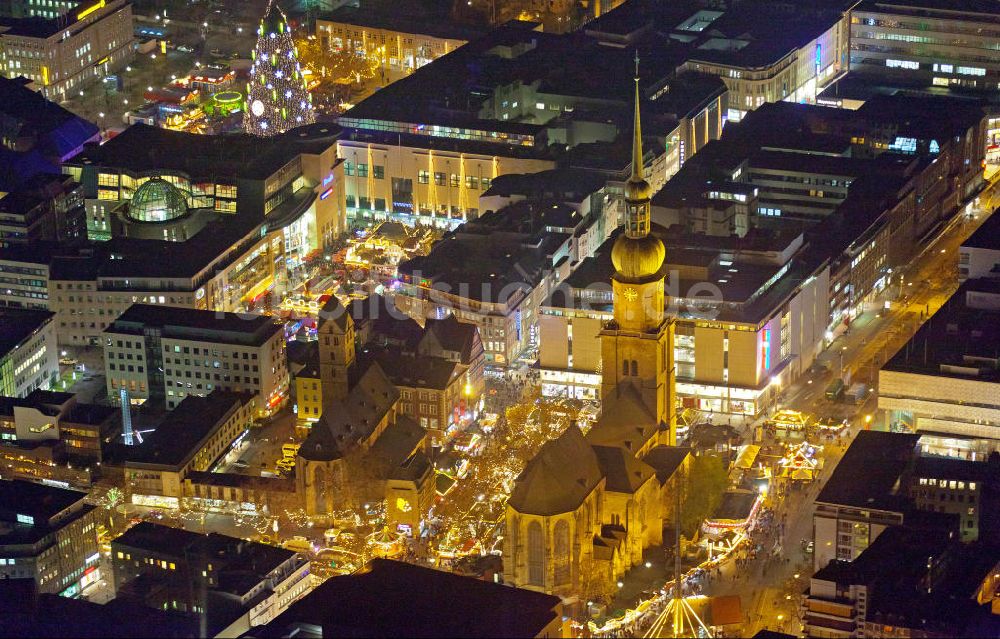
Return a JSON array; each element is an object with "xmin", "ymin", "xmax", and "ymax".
[
  {"xmin": 244, "ymin": 0, "xmax": 315, "ymax": 137},
  {"xmin": 611, "ymin": 54, "xmax": 665, "ymax": 283}
]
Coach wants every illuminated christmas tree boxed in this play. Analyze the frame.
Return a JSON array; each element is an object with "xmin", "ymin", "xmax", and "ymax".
[{"xmin": 244, "ymin": 0, "xmax": 315, "ymax": 136}]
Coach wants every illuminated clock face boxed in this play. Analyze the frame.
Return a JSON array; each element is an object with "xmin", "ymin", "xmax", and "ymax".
[{"xmin": 251, "ymin": 99, "xmax": 265, "ymax": 117}]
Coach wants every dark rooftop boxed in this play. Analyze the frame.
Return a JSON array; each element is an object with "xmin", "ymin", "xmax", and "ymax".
[
  {"xmin": 468, "ymin": 198, "xmax": 583, "ymax": 238},
  {"xmin": 108, "ymin": 303, "xmax": 282, "ymax": 346},
  {"xmin": 348, "ymin": 293, "xmax": 424, "ymax": 349},
  {"xmin": 257, "ymin": 558, "xmax": 561, "ymax": 638},
  {"xmin": 963, "ymin": 209, "xmax": 1000, "ymax": 251},
  {"xmin": 0, "ymin": 579, "xmax": 197, "ymax": 638},
  {"xmin": 856, "ymin": 0, "xmax": 1000, "ymax": 21},
  {"xmin": 642, "ymin": 445, "xmax": 691, "ymax": 484},
  {"xmin": 422, "ymin": 314, "xmax": 480, "ymax": 363},
  {"xmin": 70, "ymin": 122, "xmax": 340, "ymax": 182},
  {"xmin": 0, "ymin": 307, "xmax": 54, "ymax": 357},
  {"xmin": 813, "ymin": 521, "xmax": 1000, "ymax": 636},
  {"xmin": 119, "ymin": 391, "xmax": 250, "ymax": 469},
  {"xmin": 483, "ymin": 167, "xmax": 608, "ymax": 201},
  {"xmin": 113, "ymin": 521, "xmax": 299, "ymax": 601},
  {"xmin": 883, "ymin": 278, "xmax": 1000, "ymax": 384},
  {"xmin": 911, "ymin": 454, "xmax": 1000, "ymax": 483},
  {"xmin": 0, "ymin": 478, "xmax": 86, "ymax": 523},
  {"xmin": 816, "ymin": 431, "xmax": 919, "ymax": 510},
  {"xmin": 112, "ymin": 520, "xmax": 202, "ymax": 555},
  {"xmin": 399, "ymin": 232, "xmax": 551, "ymax": 305},
  {"xmin": 592, "ymin": 445, "xmax": 655, "ymax": 493},
  {"xmin": 361, "ymin": 346, "xmax": 460, "ymax": 391},
  {"xmin": 0, "ymin": 389, "xmax": 115, "ymax": 425},
  {"xmin": 509, "ymin": 424, "xmax": 602, "ymax": 516},
  {"xmin": 0, "ymin": 77, "xmax": 99, "ymax": 165}
]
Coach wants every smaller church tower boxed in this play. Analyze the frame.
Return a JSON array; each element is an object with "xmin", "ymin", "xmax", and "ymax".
[
  {"xmin": 600, "ymin": 54, "xmax": 677, "ymax": 446},
  {"xmin": 317, "ymin": 297, "xmax": 355, "ymax": 403}
]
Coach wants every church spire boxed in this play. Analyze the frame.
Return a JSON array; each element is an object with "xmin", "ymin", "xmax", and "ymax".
[
  {"xmin": 623, "ymin": 51, "xmax": 652, "ymax": 240},
  {"xmin": 631, "ymin": 51, "xmax": 643, "ymax": 186}
]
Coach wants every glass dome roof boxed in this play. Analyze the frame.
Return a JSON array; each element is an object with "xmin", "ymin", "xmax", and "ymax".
[{"xmin": 129, "ymin": 178, "xmax": 188, "ymax": 223}]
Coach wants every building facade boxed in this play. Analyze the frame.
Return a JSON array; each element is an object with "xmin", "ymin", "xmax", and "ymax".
[
  {"xmin": 678, "ymin": 8, "xmax": 850, "ymax": 122},
  {"xmin": 316, "ymin": 9, "xmax": 482, "ymax": 86},
  {"xmin": 111, "ymin": 522, "xmax": 311, "ymax": 633},
  {"xmin": 0, "ymin": 307, "xmax": 57, "ymax": 398},
  {"xmin": 0, "ymin": 0, "xmax": 134, "ymax": 99},
  {"xmin": 123, "ymin": 391, "xmax": 258, "ymax": 510},
  {"xmin": 0, "ymin": 479, "xmax": 100, "ymax": 597},
  {"xmin": 0, "ymin": 174, "xmax": 86, "ymax": 247},
  {"xmin": 103, "ymin": 304, "xmax": 287, "ymax": 412},
  {"xmin": 849, "ymin": 0, "xmax": 1000, "ymax": 91},
  {"xmin": 879, "ymin": 279, "xmax": 1000, "ymax": 460},
  {"xmin": 336, "ymin": 137, "xmax": 554, "ymax": 229}
]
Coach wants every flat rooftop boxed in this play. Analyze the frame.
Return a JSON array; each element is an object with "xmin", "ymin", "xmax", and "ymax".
[
  {"xmin": 399, "ymin": 232, "xmax": 552, "ymax": 305},
  {"xmin": 855, "ymin": 0, "xmax": 1000, "ymax": 21},
  {"xmin": 120, "ymin": 391, "xmax": 249, "ymax": 468},
  {"xmin": 0, "ymin": 479, "xmax": 92, "ymax": 547},
  {"xmin": 71, "ymin": 122, "xmax": 340, "ymax": 181},
  {"xmin": 112, "ymin": 520, "xmax": 202, "ymax": 555},
  {"xmin": 963, "ymin": 210, "xmax": 1000, "ymax": 251},
  {"xmin": 0, "ymin": 308, "xmax": 53, "ymax": 356},
  {"xmin": 259, "ymin": 558, "xmax": 561, "ymax": 637},
  {"xmin": 0, "ymin": 478, "xmax": 87, "ymax": 523},
  {"xmin": 113, "ymin": 521, "xmax": 296, "ymax": 586},
  {"xmin": 32, "ymin": 212, "xmax": 266, "ymax": 283},
  {"xmin": 883, "ymin": 278, "xmax": 1000, "ymax": 384},
  {"xmin": 107, "ymin": 303, "xmax": 282, "ymax": 346},
  {"xmin": 816, "ymin": 431, "xmax": 919, "ymax": 510}
]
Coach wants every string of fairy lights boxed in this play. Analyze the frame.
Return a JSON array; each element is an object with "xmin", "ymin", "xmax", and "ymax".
[{"xmin": 244, "ymin": 0, "xmax": 315, "ymax": 136}]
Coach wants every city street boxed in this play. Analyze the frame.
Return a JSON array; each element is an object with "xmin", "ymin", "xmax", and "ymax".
[
  {"xmin": 640, "ymin": 171, "xmax": 999, "ymax": 637},
  {"xmin": 734, "ymin": 175, "xmax": 999, "ymax": 636}
]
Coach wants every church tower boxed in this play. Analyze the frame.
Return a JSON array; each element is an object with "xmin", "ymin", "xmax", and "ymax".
[
  {"xmin": 600, "ymin": 55, "xmax": 677, "ymax": 446},
  {"xmin": 318, "ymin": 297, "xmax": 355, "ymax": 404}
]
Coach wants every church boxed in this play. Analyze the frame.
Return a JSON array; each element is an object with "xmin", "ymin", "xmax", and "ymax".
[{"xmin": 503, "ymin": 60, "xmax": 687, "ymax": 600}]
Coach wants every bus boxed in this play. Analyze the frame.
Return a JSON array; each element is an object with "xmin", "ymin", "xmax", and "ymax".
[{"xmin": 825, "ymin": 378, "xmax": 845, "ymax": 400}]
